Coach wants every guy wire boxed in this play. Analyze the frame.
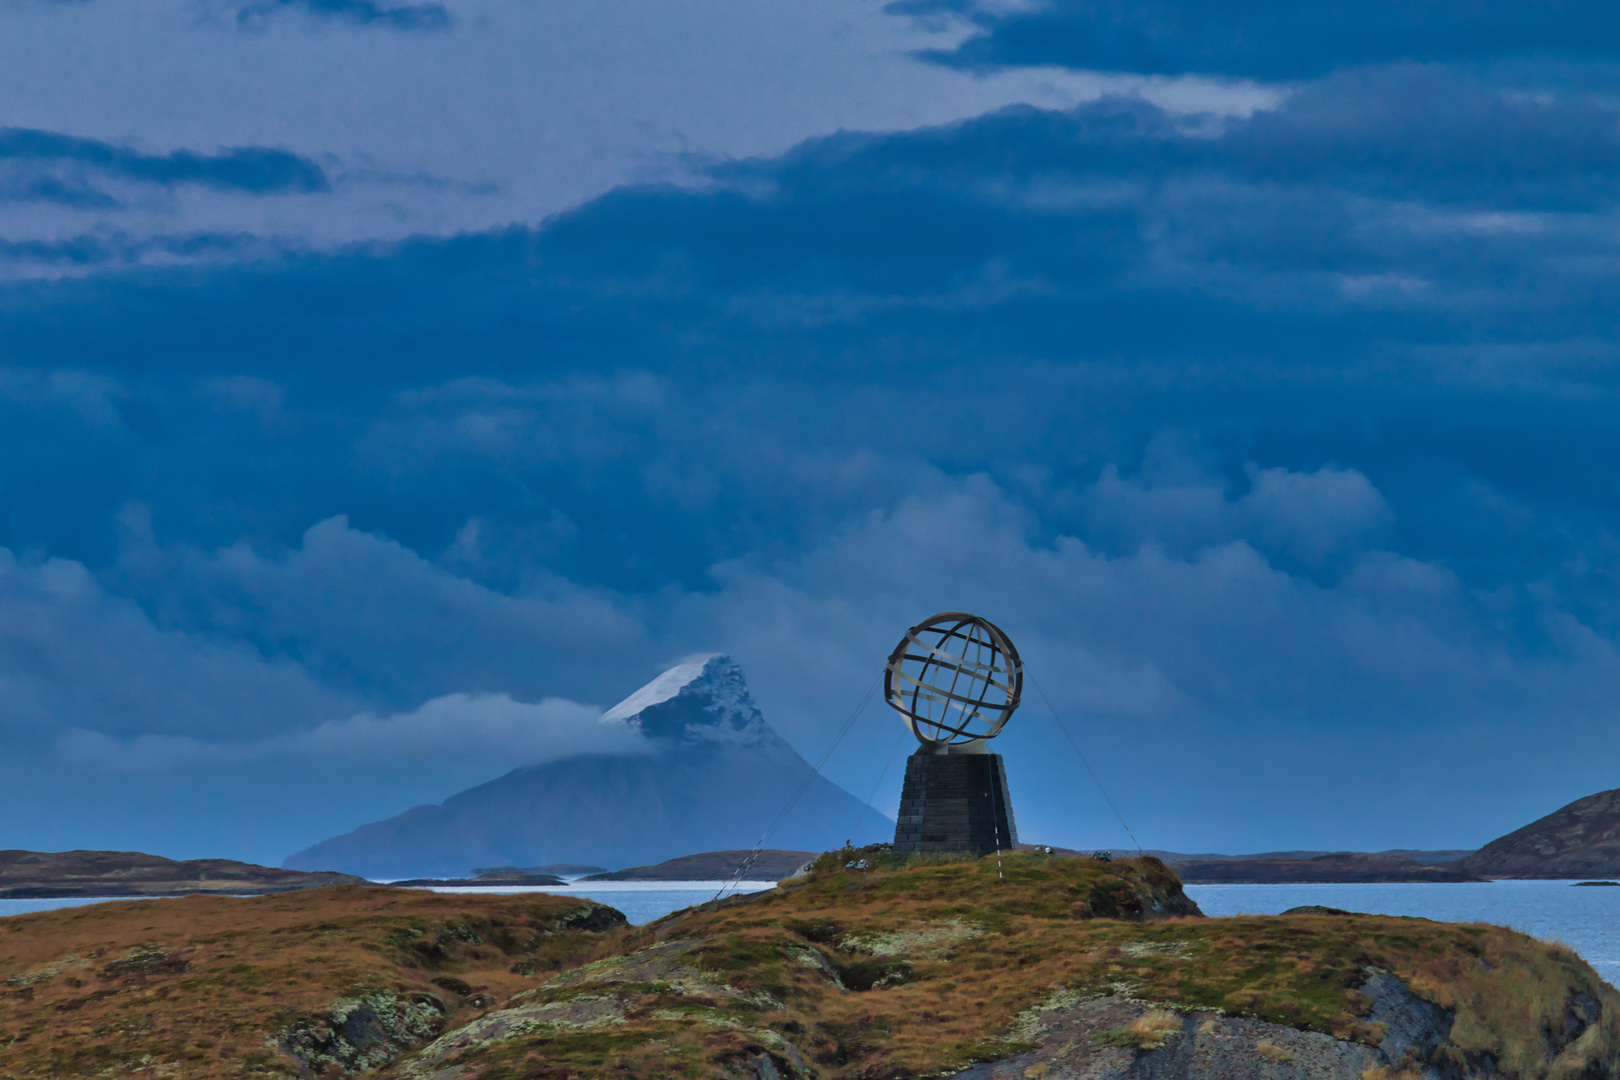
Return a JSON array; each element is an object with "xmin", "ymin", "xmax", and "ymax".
[
  {"xmin": 990, "ymin": 779, "xmax": 1005, "ymax": 883},
  {"xmin": 847, "ymin": 729, "xmax": 906, "ymax": 845},
  {"xmin": 714, "ymin": 673, "xmax": 882, "ymax": 901},
  {"xmin": 1028, "ymin": 667, "xmax": 1145, "ymax": 857}
]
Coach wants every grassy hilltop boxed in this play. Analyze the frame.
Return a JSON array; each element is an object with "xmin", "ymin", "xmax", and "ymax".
[
  {"xmin": 1, "ymin": 851, "xmax": 1617, "ymax": 1080},
  {"xmin": 0, "ymin": 887, "xmax": 626, "ymax": 1078}
]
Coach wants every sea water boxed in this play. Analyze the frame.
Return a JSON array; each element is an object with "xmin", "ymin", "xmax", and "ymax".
[
  {"xmin": 7, "ymin": 879, "xmax": 1620, "ymax": 987},
  {"xmin": 1185, "ymin": 880, "xmax": 1620, "ymax": 984}
]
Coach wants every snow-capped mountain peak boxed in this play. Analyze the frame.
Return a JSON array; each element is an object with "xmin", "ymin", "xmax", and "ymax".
[
  {"xmin": 598, "ymin": 654, "xmax": 718, "ymax": 725},
  {"xmin": 599, "ymin": 654, "xmax": 784, "ymax": 748}
]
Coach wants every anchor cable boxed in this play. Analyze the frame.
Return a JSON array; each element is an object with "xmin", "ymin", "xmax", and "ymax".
[
  {"xmin": 847, "ymin": 729, "xmax": 906, "ymax": 845},
  {"xmin": 713, "ymin": 674, "xmax": 882, "ymax": 901},
  {"xmin": 1028, "ymin": 667, "xmax": 1145, "ymax": 857}
]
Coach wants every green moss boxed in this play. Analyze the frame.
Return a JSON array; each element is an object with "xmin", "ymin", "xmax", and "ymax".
[
  {"xmin": 952, "ymin": 1037, "xmax": 1037, "ymax": 1064},
  {"xmin": 836, "ymin": 958, "xmax": 913, "ymax": 991}
]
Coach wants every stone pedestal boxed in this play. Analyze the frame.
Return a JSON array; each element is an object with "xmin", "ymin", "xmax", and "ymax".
[{"xmin": 892, "ymin": 750, "xmax": 1018, "ymax": 855}]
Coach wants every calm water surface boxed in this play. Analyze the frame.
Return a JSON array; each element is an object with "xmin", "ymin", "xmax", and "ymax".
[{"xmin": 1186, "ymin": 880, "xmax": 1620, "ymax": 984}]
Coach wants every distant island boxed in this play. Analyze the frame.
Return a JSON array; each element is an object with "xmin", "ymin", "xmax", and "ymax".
[
  {"xmin": 0, "ymin": 849, "xmax": 364, "ymax": 899},
  {"xmin": 391, "ymin": 871, "xmax": 567, "ymax": 887},
  {"xmin": 1172, "ymin": 852, "xmax": 1484, "ymax": 884},
  {"xmin": 23, "ymin": 783, "xmax": 1620, "ymax": 905},
  {"xmin": 581, "ymin": 849, "xmax": 815, "ymax": 881},
  {"xmin": 1453, "ymin": 787, "xmax": 1620, "ymax": 878},
  {"xmin": 1130, "ymin": 847, "xmax": 1475, "ymax": 866},
  {"xmin": 473, "ymin": 863, "xmax": 606, "ymax": 877}
]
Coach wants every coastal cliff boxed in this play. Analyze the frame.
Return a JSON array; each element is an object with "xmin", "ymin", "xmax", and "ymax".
[{"xmin": 1457, "ymin": 787, "xmax": 1620, "ymax": 878}]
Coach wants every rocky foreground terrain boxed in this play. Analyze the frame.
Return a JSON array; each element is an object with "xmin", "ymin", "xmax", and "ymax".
[
  {"xmin": 2, "ymin": 851, "xmax": 1616, "ymax": 1079},
  {"xmin": 0, "ymin": 849, "xmax": 364, "ymax": 898}
]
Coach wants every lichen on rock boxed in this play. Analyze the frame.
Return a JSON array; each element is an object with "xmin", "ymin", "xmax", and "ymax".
[{"xmin": 276, "ymin": 989, "xmax": 447, "ymax": 1075}]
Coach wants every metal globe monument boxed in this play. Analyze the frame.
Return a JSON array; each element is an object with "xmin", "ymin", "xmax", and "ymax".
[{"xmin": 886, "ymin": 612, "xmax": 1022, "ymax": 855}]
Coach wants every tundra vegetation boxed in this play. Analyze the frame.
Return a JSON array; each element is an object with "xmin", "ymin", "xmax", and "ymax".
[{"xmin": 0, "ymin": 851, "xmax": 1615, "ymax": 1080}]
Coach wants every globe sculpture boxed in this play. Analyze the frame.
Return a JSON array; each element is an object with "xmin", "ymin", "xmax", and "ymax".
[
  {"xmin": 885, "ymin": 611, "xmax": 1023, "ymax": 750},
  {"xmin": 886, "ymin": 612, "xmax": 1022, "ymax": 856}
]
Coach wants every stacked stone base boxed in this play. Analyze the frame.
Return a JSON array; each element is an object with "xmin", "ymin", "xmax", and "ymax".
[{"xmin": 892, "ymin": 751, "xmax": 1018, "ymax": 855}]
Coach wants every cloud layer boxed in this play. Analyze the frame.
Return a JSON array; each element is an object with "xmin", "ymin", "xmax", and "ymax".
[
  {"xmin": 232, "ymin": 0, "xmax": 452, "ymax": 32},
  {"xmin": 901, "ymin": 0, "xmax": 1620, "ymax": 78},
  {"xmin": 4, "ymin": 1, "xmax": 1620, "ymax": 864}
]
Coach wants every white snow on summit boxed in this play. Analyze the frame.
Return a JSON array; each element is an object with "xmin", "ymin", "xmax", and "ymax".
[
  {"xmin": 598, "ymin": 653, "xmax": 720, "ymax": 725},
  {"xmin": 595, "ymin": 653, "xmax": 786, "ymax": 749}
]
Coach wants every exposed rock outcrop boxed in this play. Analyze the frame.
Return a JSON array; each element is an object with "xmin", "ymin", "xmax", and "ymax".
[
  {"xmin": 1456, "ymin": 787, "xmax": 1620, "ymax": 878},
  {"xmin": 951, "ymin": 967, "xmax": 1591, "ymax": 1080},
  {"xmin": 946, "ymin": 988, "xmax": 1388, "ymax": 1080},
  {"xmin": 277, "ymin": 990, "xmax": 449, "ymax": 1075}
]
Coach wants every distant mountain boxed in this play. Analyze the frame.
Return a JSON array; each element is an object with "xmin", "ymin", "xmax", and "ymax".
[
  {"xmin": 0, "ymin": 849, "xmax": 364, "ymax": 899},
  {"xmin": 284, "ymin": 656, "xmax": 891, "ymax": 878},
  {"xmin": 1455, "ymin": 788, "xmax": 1620, "ymax": 878}
]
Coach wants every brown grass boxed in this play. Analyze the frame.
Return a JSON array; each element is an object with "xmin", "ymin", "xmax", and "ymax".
[
  {"xmin": 0, "ymin": 885, "xmax": 627, "ymax": 1078},
  {"xmin": 385, "ymin": 851, "xmax": 1620, "ymax": 1080},
  {"xmin": 1110, "ymin": 1010, "xmax": 1182, "ymax": 1050},
  {"xmin": 3, "ymin": 853, "xmax": 1617, "ymax": 1080},
  {"xmin": 1255, "ymin": 1039, "xmax": 1295, "ymax": 1062}
]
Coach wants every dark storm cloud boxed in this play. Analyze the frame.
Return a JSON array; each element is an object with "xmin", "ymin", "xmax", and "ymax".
[
  {"xmin": 0, "ymin": 127, "xmax": 329, "ymax": 208},
  {"xmin": 232, "ymin": 0, "xmax": 452, "ymax": 32},
  {"xmin": 8, "ymin": 67, "xmax": 1620, "ymax": 581},
  {"xmin": 896, "ymin": 0, "xmax": 1620, "ymax": 78},
  {"xmin": 8, "ymin": 54, "xmax": 1620, "ymax": 858},
  {"xmin": 0, "ymin": 231, "xmax": 260, "ymax": 266}
]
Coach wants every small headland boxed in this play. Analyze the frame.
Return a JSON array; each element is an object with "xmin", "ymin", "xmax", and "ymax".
[
  {"xmin": 582, "ymin": 849, "xmax": 816, "ymax": 881},
  {"xmin": 474, "ymin": 864, "xmax": 607, "ymax": 877},
  {"xmin": 390, "ymin": 872, "xmax": 568, "ymax": 887},
  {"xmin": 0, "ymin": 848, "xmax": 365, "ymax": 899},
  {"xmin": 1457, "ymin": 787, "xmax": 1620, "ymax": 878}
]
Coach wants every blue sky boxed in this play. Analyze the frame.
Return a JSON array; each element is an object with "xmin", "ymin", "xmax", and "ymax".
[{"xmin": 4, "ymin": 0, "xmax": 1620, "ymax": 865}]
